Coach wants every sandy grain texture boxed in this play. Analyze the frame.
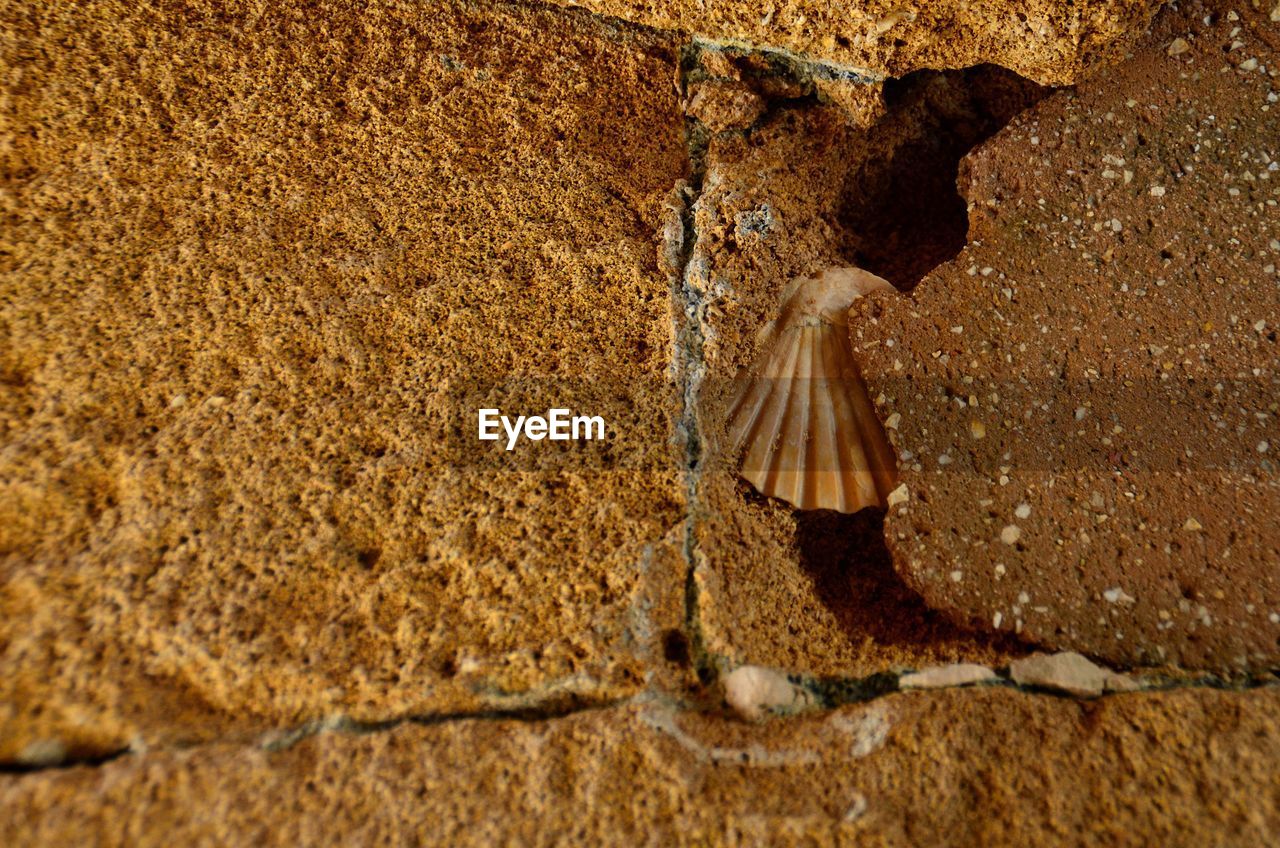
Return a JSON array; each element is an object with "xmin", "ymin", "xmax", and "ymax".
[
  {"xmin": 3, "ymin": 0, "xmax": 1277, "ymax": 841},
  {"xmin": 0, "ymin": 0, "xmax": 689, "ymax": 762}
]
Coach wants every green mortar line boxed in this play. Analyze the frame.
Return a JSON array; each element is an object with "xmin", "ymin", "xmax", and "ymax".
[{"xmin": 672, "ymin": 41, "xmax": 717, "ymax": 688}]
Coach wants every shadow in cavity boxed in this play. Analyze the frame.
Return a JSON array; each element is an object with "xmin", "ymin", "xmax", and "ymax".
[
  {"xmin": 795, "ymin": 507, "xmax": 1024, "ymax": 653},
  {"xmin": 840, "ymin": 64, "xmax": 1051, "ymax": 290}
]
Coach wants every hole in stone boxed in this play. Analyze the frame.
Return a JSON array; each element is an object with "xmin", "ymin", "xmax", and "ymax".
[
  {"xmin": 839, "ymin": 64, "xmax": 1051, "ymax": 290},
  {"xmin": 662, "ymin": 628, "xmax": 691, "ymax": 666}
]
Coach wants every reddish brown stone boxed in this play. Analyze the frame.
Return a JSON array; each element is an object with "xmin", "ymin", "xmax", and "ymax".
[
  {"xmin": 0, "ymin": 0, "xmax": 689, "ymax": 762},
  {"xmin": 854, "ymin": 0, "xmax": 1280, "ymax": 670}
]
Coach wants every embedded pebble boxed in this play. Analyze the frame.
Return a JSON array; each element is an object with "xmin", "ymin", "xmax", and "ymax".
[
  {"xmin": 899, "ymin": 663, "xmax": 997, "ymax": 689},
  {"xmin": 1009, "ymin": 652, "xmax": 1110, "ymax": 697}
]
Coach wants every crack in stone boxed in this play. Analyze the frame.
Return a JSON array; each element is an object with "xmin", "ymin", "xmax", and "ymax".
[
  {"xmin": 7, "ymin": 672, "xmax": 1276, "ymax": 777},
  {"xmin": 0, "ymin": 747, "xmax": 131, "ymax": 776},
  {"xmin": 802, "ymin": 666, "xmax": 1280, "ymax": 713},
  {"xmin": 669, "ymin": 42, "xmax": 718, "ymax": 688},
  {"xmin": 690, "ymin": 35, "xmax": 882, "ymax": 84},
  {"xmin": 256, "ymin": 691, "xmax": 628, "ymax": 754},
  {"xmin": 0, "ymin": 693, "xmax": 632, "ymax": 776}
]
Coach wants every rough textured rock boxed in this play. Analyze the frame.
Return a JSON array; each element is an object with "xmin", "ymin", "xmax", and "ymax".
[
  {"xmin": 721, "ymin": 664, "xmax": 815, "ymax": 719},
  {"xmin": 0, "ymin": 0, "xmax": 689, "ymax": 762},
  {"xmin": 541, "ymin": 0, "xmax": 1165, "ymax": 86},
  {"xmin": 685, "ymin": 79, "xmax": 768, "ymax": 132},
  {"xmin": 685, "ymin": 61, "xmax": 1047, "ymax": 677},
  {"xmin": 855, "ymin": 0, "xmax": 1280, "ymax": 671},
  {"xmin": 3, "ymin": 0, "xmax": 1277, "ymax": 840},
  {"xmin": 3, "ymin": 687, "xmax": 1279, "ymax": 845}
]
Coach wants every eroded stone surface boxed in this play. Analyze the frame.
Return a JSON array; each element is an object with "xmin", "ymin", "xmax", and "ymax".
[
  {"xmin": 0, "ymin": 0, "xmax": 689, "ymax": 762},
  {"xmin": 541, "ymin": 0, "xmax": 1164, "ymax": 86},
  {"xmin": 2, "ymin": 687, "xmax": 1278, "ymax": 845},
  {"xmin": 854, "ymin": 0, "xmax": 1280, "ymax": 671}
]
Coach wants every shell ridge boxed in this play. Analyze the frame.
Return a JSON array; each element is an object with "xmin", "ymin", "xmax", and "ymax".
[
  {"xmin": 813, "ymin": 321, "xmax": 848, "ymax": 512},
  {"xmin": 729, "ymin": 320, "xmax": 793, "ymax": 463},
  {"xmin": 740, "ymin": 324, "xmax": 803, "ymax": 488},
  {"xmin": 802, "ymin": 327, "xmax": 826, "ymax": 510},
  {"xmin": 730, "ymin": 266, "xmax": 898, "ymax": 513},
  {"xmin": 846, "ymin": 364, "xmax": 897, "ymax": 501},
  {"xmin": 762, "ymin": 326, "xmax": 812, "ymax": 505},
  {"xmin": 788, "ymin": 326, "xmax": 820, "ymax": 509},
  {"xmin": 727, "ymin": 358, "xmax": 776, "ymax": 456}
]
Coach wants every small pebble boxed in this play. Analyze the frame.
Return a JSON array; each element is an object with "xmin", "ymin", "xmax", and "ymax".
[
  {"xmin": 723, "ymin": 666, "xmax": 812, "ymax": 721},
  {"xmin": 899, "ymin": 664, "xmax": 996, "ymax": 690},
  {"xmin": 1010, "ymin": 652, "xmax": 1110, "ymax": 697},
  {"xmin": 1103, "ymin": 587, "xmax": 1136, "ymax": 605}
]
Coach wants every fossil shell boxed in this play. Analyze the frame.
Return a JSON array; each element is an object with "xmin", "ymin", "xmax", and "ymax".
[{"xmin": 727, "ymin": 266, "xmax": 898, "ymax": 513}]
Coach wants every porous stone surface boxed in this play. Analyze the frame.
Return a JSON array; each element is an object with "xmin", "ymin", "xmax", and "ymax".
[
  {"xmin": 0, "ymin": 0, "xmax": 689, "ymax": 762},
  {"xmin": 4, "ymin": 0, "xmax": 1278, "ymax": 841},
  {"xmin": 854, "ymin": 0, "xmax": 1280, "ymax": 671},
  {"xmin": 541, "ymin": 0, "xmax": 1165, "ymax": 86},
  {"xmin": 3, "ymin": 687, "xmax": 1279, "ymax": 846},
  {"xmin": 685, "ymin": 60, "xmax": 1047, "ymax": 677}
]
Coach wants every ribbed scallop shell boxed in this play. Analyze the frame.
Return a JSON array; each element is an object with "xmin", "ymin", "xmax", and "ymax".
[{"xmin": 727, "ymin": 267, "xmax": 898, "ymax": 513}]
